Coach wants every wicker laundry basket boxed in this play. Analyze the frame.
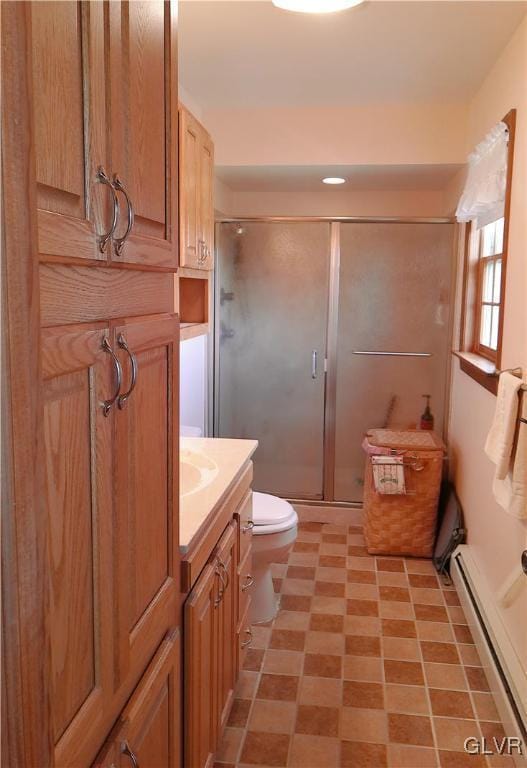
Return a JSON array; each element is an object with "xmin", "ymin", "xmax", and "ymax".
[{"xmin": 363, "ymin": 429, "xmax": 445, "ymax": 557}]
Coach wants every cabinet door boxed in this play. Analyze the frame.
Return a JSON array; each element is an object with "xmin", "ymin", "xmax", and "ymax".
[
  {"xmin": 118, "ymin": 630, "xmax": 181, "ymax": 768},
  {"xmin": 184, "ymin": 561, "xmax": 221, "ymax": 768},
  {"xmin": 179, "ymin": 106, "xmax": 201, "ymax": 269},
  {"xmin": 41, "ymin": 323, "xmax": 117, "ymax": 767},
  {"xmin": 31, "ymin": 1, "xmax": 112, "ymax": 262},
  {"xmin": 215, "ymin": 522, "xmax": 237, "ymax": 733},
  {"xmin": 109, "ymin": 1, "xmax": 178, "ymax": 268},
  {"xmin": 113, "ymin": 314, "xmax": 180, "ymax": 694},
  {"xmin": 198, "ymin": 131, "xmax": 214, "ymax": 271}
]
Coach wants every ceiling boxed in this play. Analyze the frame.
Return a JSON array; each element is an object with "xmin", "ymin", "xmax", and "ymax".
[
  {"xmin": 216, "ymin": 163, "xmax": 463, "ymax": 191},
  {"xmin": 179, "ymin": 1, "xmax": 527, "ymax": 109}
]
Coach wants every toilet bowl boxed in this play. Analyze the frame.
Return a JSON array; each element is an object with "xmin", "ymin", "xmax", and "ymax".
[{"xmin": 250, "ymin": 492, "xmax": 298, "ymax": 624}]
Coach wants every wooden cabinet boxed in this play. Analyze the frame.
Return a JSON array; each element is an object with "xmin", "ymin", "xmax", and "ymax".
[
  {"xmin": 31, "ymin": 1, "xmax": 110, "ymax": 262},
  {"xmin": 184, "ymin": 523, "xmax": 237, "ymax": 768},
  {"xmin": 179, "ymin": 106, "xmax": 214, "ymax": 270},
  {"xmin": 5, "ymin": 2, "xmax": 182, "ymax": 764},
  {"xmin": 112, "ymin": 314, "xmax": 180, "ymax": 692},
  {"xmin": 183, "ymin": 475, "xmax": 253, "ymax": 768},
  {"xmin": 31, "ymin": 0, "xmax": 178, "ymax": 268},
  {"xmin": 41, "ymin": 314, "xmax": 180, "ymax": 767},
  {"xmin": 93, "ymin": 630, "xmax": 181, "ymax": 768},
  {"xmin": 215, "ymin": 522, "xmax": 237, "ymax": 734},
  {"xmin": 42, "ymin": 323, "xmax": 116, "ymax": 767},
  {"xmin": 118, "ymin": 630, "xmax": 181, "ymax": 768},
  {"xmin": 184, "ymin": 561, "xmax": 218, "ymax": 768},
  {"xmin": 109, "ymin": 1, "xmax": 178, "ymax": 268}
]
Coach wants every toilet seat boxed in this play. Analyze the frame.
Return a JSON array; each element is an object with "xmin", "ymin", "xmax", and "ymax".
[{"xmin": 252, "ymin": 492, "xmax": 298, "ymax": 535}]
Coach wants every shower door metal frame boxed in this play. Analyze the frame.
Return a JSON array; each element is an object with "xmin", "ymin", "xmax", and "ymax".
[{"xmin": 213, "ymin": 216, "xmax": 456, "ymax": 505}]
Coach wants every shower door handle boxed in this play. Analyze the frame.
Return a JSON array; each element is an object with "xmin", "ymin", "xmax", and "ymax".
[{"xmin": 311, "ymin": 350, "xmax": 318, "ymax": 379}]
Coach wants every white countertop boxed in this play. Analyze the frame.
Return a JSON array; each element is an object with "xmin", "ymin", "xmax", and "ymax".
[{"xmin": 179, "ymin": 437, "xmax": 258, "ymax": 553}]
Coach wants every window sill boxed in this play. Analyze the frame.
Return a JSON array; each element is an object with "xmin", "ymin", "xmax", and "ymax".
[{"xmin": 452, "ymin": 351, "xmax": 498, "ymax": 395}]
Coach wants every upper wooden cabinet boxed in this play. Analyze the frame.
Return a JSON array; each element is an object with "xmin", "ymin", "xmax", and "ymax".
[
  {"xmin": 31, "ymin": 1, "xmax": 110, "ymax": 262},
  {"xmin": 179, "ymin": 106, "xmax": 214, "ymax": 270},
  {"xmin": 108, "ymin": 2, "xmax": 178, "ymax": 268},
  {"xmin": 31, "ymin": 1, "xmax": 178, "ymax": 269}
]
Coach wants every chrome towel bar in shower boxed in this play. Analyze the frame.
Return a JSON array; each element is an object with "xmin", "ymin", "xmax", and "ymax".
[{"xmin": 353, "ymin": 350, "xmax": 432, "ymax": 358}]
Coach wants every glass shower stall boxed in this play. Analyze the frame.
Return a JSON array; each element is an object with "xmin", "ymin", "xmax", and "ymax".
[{"xmin": 213, "ymin": 219, "xmax": 455, "ymax": 504}]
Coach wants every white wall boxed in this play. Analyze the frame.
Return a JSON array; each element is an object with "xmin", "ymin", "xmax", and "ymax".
[
  {"xmin": 204, "ymin": 103, "xmax": 467, "ymax": 167},
  {"xmin": 448, "ymin": 17, "xmax": 527, "ymax": 673},
  {"xmin": 180, "ymin": 335, "xmax": 208, "ymax": 436},
  {"xmin": 214, "ymin": 186, "xmax": 450, "ymax": 218}
]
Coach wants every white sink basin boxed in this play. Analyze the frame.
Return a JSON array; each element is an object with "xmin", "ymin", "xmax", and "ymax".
[{"xmin": 180, "ymin": 449, "xmax": 219, "ymax": 498}]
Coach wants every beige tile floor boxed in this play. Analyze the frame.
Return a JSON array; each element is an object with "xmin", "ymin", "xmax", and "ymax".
[{"xmin": 214, "ymin": 521, "xmax": 514, "ymax": 768}]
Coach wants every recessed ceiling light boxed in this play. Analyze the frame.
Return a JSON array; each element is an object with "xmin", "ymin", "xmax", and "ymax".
[
  {"xmin": 272, "ymin": 0, "xmax": 364, "ymax": 12},
  {"xmin": 322, "ymin": 177, "xmax": 346, "ymax": 185}
]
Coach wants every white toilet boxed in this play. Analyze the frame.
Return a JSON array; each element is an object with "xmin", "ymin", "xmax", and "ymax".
[{"xmin": 250, "ymin": 492, "xmax": 298, "ymax": 624}]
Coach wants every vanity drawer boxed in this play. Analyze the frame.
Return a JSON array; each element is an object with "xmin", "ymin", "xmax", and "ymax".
[
  {"xmin": 237, "ymin": 599, "xmax": 252, "ymax": 673},
  {"xmin": 237, "ymin": 548, "xmax": 253, "ymax": 628},
  {"xmin": 235, "ymin": 491, "xmax": 253, "ymax": 565}
]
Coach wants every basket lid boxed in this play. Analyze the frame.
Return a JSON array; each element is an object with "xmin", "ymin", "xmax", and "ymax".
[{"xmin": 366, "ymin": 429, "xmax": 445, "ymax": 452}]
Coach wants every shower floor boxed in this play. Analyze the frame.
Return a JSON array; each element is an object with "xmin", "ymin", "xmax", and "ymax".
[{"xmin": 214, "ymin": 521, "xmax": 512, "ymax": 768}]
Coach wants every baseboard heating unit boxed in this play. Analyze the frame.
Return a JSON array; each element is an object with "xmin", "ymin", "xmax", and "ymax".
[{"xmin": 452, "ymin": 546, "xmax": 527, "ymax": 763}]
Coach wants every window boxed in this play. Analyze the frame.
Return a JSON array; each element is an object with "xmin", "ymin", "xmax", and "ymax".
[
  {"xmin": 474, "ymin": 217, "xmax": 504, "ymax": 361},
  {"xmin": 457, "ymin": 109, "xmax": 516, "ymax": 394}
]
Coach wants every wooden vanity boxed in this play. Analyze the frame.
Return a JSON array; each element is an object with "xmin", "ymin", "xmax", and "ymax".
[{"xmin": 180, "ymin": 438, "xmax": 258, "ymax": 768}]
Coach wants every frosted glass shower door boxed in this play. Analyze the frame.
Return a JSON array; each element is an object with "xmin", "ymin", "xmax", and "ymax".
[
  {"xmin": 216, "ymin": 221, "xmax": 330, "ymax": 499},
  {"xmin": 334, "ymin": 222, "xmax": 454, "ymax": 502}
]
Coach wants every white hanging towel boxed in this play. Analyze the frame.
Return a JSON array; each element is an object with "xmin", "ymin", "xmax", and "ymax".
[
  {"xmin": 485, "ymin": 372, "xmax": 522, "ymax": 480},
  {"xmin": 492, "ymin": 394, "xmax": 527, "ymax": 519},
  {"xmin": 371, "ymin": 456, "xmax": 406, "ymax": 495}
]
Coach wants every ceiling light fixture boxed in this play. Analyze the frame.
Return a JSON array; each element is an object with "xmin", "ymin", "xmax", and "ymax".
[
  {"xmin": 272, "ymin": 0, "xmax": 365, "ymax": 13},
  {"xmin": 322, "ymin": 177, "xmax": 346, "ymax": 185}
]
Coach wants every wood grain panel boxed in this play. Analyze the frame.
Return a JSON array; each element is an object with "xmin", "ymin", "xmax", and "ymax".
[
  {"xmin": 31, "ymin": 1, "xmax": 110, "ymax": 261},
  {"xmin": 199, "ymin": 134, "xmax": 214, "ymax": 270},
  {"xmin": 44, "ymin": 370, "xmax": 96, "ymax": 740},
  {"xmin": 120, "ymin": 630, "xmax": 181, "ymax": 768},
  {"xmin": 127, "ymin": 346, "xmax": 169, "ymax": 625},
  {"xmin": 128, "ymin": 1, "xmax": 166, "ymax": 228},
  {"xmin": 184, "ymin": 563, "xmax": 218, "ymax": 768},
  {"xmin": 109, "ymin": 1, "xmax": 178, "ymax": 267},
  {"xmin": 215, "ymin": 522, "xmax": 237, "ymax": 735},
  {"xmin": 179, "ymin": 107, "xmax": 200, "ymax": 268},
  {"xmin": 41, "ymin": 324, "xmax": 116, "ymax": 767},
  {"xmin": 40, "ymin": 265, "xmax": 175, "ymax": 326},
  {"xmin": 32, "ymin": 1, "xmax": 84, "ymax": 206},
  {"xmin": 113, "ymin": 314, "xmax": 179, "ymax": 694},
  {"xmin": 1, "ymin": 5, "xmax": 51, "ymax": 764}
]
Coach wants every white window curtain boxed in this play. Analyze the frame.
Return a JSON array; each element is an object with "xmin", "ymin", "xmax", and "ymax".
[{"xmin": 456, "ymin": 121, "xmax": 509, "ymax": 228}]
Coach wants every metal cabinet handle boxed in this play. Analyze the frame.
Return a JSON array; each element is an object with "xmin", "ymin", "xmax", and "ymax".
[
  {"xmin": 311, "ymin": 350, "xmax": 318, "ymax": 379},
  {"xmin": 121, "ymin": 742, "xmax": 139, "ymax": 768},
  {"xmin": 117, "ymin": 333, "xmax": 138, "ymax": 409},
  {"xmin": 241, "ymin": 628, "xmax": 252, "ymax": 648},
  {"xmin": 112, "ymin": 174, "xmax": 134, "ymax": 256},
  {"xmin": 219, "ymin": 559, "xmax": 230, "ymax": 591},
  {"xmin": 101, "ymin": 337, "xmax": 122, "ymax": 416},
  {"xmin": 242, "ymin": 521, "xmax": 254, "ymax": 534},
  {"xmin": 214, "ymin": 558, "xmax": 225, "ymax": 607},
  {"xmin": 198, "ymin": 239, "xmax": 206, "ymax": 265},
  {"xmin": 96, "ymin": 166, "xmax": 118, "ymax": 254},
  {"xmin": 242, "ymin": 574, "xmax": 254, "ymax": 592}
]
